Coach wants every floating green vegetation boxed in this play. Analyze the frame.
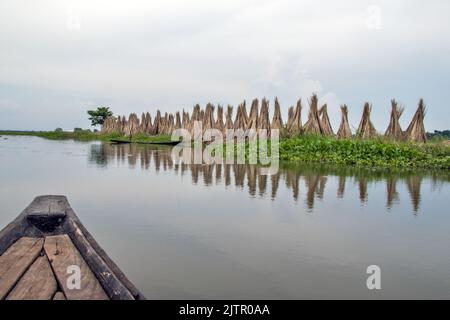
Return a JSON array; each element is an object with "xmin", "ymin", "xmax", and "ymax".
[{"xmin": 279, "ymin": 135, "xmax": 450, "ymax": 169}]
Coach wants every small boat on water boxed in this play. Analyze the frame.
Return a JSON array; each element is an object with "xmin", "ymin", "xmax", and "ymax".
[
  {"xmin": 0, "ymin": 195, "xmax": 145, "ymax": 300},
  {"xmin": 110, "ymin": 139, "xmax": 180, "ymax": 146}
]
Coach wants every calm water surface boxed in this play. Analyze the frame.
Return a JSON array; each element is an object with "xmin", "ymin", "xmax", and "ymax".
[{"xmin": 1, "ymin": 136, "xmax": 449, "ymax": 299}]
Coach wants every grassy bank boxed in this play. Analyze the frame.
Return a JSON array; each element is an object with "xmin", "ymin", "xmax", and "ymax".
[
  {"xmin": 0, "ymin": 130, "xmax": 173, "ymax": 143},
  {"xmin": 279, "ymin": 135, "xmax": 450, "ymax": 169},
  {"xmin": 1, "ymin": 130, "xmax": 449, "ymax": 169},
  {"xmin": 0, "ymin": 130, "xmax": 105, "ymax": 141}
]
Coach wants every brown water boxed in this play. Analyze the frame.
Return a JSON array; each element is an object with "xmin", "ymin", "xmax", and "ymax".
[{"xmin": 1, "ymin": 136, "xmax": 449, "ymax": 299}]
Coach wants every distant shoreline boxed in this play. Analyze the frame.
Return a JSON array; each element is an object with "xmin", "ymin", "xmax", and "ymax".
[{"xmin": 1, "ymin": 130, "xmax": 449, "ymax": 170}]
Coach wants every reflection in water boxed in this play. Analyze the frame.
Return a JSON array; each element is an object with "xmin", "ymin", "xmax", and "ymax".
[
  {"xmin": 386, "ymin": 177, "xmax": 399, "ymax": 209},
  {"xmin": 359, "ymin": 178, "xmax": 368, "ymax": 204},
  {"xmin": 90, "ymin": 143, "xmax": 449, "ymax": 214},
  {"xmin": 407, "ymin": 176, "xmax": 422, "ymax": 213}
]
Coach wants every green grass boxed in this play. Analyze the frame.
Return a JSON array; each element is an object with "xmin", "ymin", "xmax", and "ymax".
[
  {"xmin": 278, "ymin": 135, "xmax": 450, "ymax": 169},
  {"xmin": 0, "ymin": 130, "xmax": 109, "ymax": 141},
  {"xmin": 0, "ymin": 130, "xmax": 174, "ymax": 144}
]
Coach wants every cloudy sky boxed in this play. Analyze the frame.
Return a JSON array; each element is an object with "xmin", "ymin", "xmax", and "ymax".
[{"xmin": 0, "ymin": 0, "xmax": 449, "ymax": 131}]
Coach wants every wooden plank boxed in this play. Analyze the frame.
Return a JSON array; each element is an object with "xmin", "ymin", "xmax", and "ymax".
[
  {"xmin": 6, "ymin": 256, "xmax": 57, "ymax": 300},
  {"xmin": 26, "ymin": 195, "xmax": 67, "ymax": 217},
  {"xmin": 0, "ymin": 237, "xmax": 44, "ymax": 299},
  {"xmin": 44, "ymin": 235, "xmax": 108, "ymax": 300},
  {"xmin": 53, "ymin": 292, "xmax": 66, "ymax": 300},
  {"xmin": 26, "ymin": 196, "xmax": 67, "ymax": 233},
  {"xmin": 63, "ymin": 217, "xmax": 135, "ymax": 300}
]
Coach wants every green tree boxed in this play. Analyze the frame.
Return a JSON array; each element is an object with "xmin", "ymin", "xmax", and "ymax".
[{"xmin": 87, "ymin": 107, "xmax": 113, "ymax": 126}]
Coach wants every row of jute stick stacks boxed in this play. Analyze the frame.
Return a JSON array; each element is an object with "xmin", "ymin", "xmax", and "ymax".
[{"xmin": 101, "ymin": 94, "xmax": 427, "ymax": 143}]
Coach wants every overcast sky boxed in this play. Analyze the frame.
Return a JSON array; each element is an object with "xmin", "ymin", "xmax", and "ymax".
[{"xmin": 0, "ymin": 0, "xmax": 449, "ymax": 131}]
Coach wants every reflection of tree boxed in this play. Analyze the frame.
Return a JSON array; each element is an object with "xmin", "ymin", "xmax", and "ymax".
[
  {"xmin": 88, "ymin": 144, "xmax": 108, "ymax": 167},
  {"xmin": 87, "ymin": 142, "xmax": 441, "ymax": 214}
]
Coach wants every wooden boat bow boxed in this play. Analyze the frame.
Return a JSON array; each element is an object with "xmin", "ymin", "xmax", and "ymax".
[{"xmin": 0, "ymin": 195, "xmax": 145, "ymax": 300}]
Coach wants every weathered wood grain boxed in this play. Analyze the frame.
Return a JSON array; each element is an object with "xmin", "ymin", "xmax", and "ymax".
[
  {"xmin": 26, "ymin": 196, "xmax": 67, "ymax": 233},
  {"xmin": 64, "ymin": 217, "xmax": 135, "ymax": 300},
  {"xmin": 6, "ymin": 255, "xmax": 57, "ymax": 300},
  {"xmin": 44, "ymin": 235, "xmax": 108, "ymax": 300},
  {"xmin": 53, "ymin": 292, "xmax": 66, "ymax": 300},
  {"xmin": 0, "ymin": 237, "xmax": 44, "ymax": 299},
  {"xmin": 0, "ymin": 196, "xmax": 144, "ymax": 300}
]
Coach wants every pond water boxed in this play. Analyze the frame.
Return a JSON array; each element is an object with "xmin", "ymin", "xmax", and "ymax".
[{"xmin": 1, "ymin": 135, "xmax": 449, "ymax": 299}]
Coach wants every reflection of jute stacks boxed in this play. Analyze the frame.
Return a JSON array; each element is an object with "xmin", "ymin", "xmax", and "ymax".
[
  {"xmin": 271, "ymin": 172, "xmax": 280, "ymax": 200},
  {"xmin": 94, "ymin": 143, "xmax": 431, "ymax": 214},
  {"xmin": 203, "ymin": 164, "xmax": 213, "ymax": 186},
  {"xmin": 317, "ymin": 177, "xmax": 327, "ymax": 200},
  {"xmin": 337, "ymin": 176, "xmax": 346, "ymax": 198},
  {"xmin": 247, "ymin": 166, "xmax": 257, "ymax": 197},
  {"xmin": 358, "ymin": 178, "xmax": 368, "ymax": 203},
  {"xmin": 258, "ymin": 174, "xmax": 267, "ymax": 196},
  {"xmin": 305, "ymin": 175, "xmax": 320, "ymax": 210},
  {"xmin": 224, "ymin": 164, "xmax": 231, "ymax": 186},
  {"xmin": 234, "ymin": 164, "xmax": 246, "ymax": 188},
  {"xmin": 215, "ymin": 164, "xmax": 222, "ymax": 184},
  {"xmin": 407, "ymin": 176, "xmax": 422, "ymax": 212},
  {"xmin": 386, "ymin": 177, "xmax": 399, "ymax": 209}
]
